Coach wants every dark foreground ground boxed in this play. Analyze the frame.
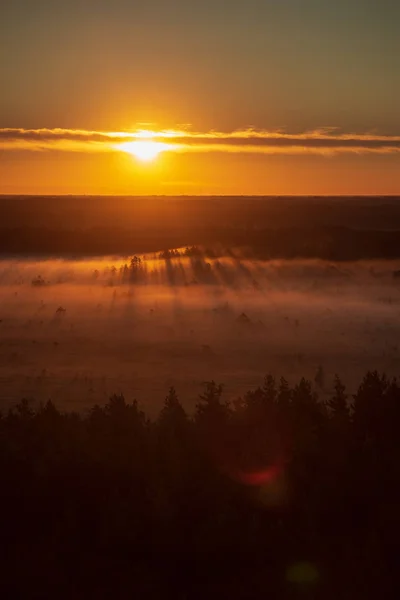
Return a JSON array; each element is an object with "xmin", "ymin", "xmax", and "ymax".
[{"xmin": 1, "ymin": 371, "xmax": 399, "ymax": 598}]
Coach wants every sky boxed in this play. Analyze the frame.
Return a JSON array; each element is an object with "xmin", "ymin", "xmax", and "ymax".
[{"xmin": 1, "ymin": 0, "xmax": 399, "ymax": 195}]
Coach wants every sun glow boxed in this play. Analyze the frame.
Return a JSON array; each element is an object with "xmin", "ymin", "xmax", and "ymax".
[{"xmin": 118, "ymin": 140, "xmax": 173, "ymax": 162}]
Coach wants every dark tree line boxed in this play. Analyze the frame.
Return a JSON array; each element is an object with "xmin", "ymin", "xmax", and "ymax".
[
  {"xmin": 1, "ymin": 371, "xmax": 399, "ymax": 598},
  {"xmin": 2, "ymin": 224, "xmax": 400, "ymax": 261}
]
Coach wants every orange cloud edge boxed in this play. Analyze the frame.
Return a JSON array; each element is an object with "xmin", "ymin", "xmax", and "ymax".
[{"xmin": 1, "ymin": 127, "xmax": 400, "ymax": 155}]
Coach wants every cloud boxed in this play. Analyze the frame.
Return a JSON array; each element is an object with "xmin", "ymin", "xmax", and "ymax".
[{"xmin": 1, "ymin": 127, "xmax": 400, "ymax": 156}]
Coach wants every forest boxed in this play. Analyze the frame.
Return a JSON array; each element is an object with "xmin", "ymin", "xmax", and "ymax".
[
  {"xmin": 1, "ymin": 195, "xmax": 400, "ymax": 260},
  {"xmin": 1, "ymin": 370, "xmax": 399, "ymax": 598}
]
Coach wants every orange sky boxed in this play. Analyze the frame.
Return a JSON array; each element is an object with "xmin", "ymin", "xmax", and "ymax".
[
  {"xmin": 1, "ymin": 1, "xmax": 399, "ymax": 195},
  {"xmin": 1, "ymin": 127, "xmax": 400, "ymax": 195}
]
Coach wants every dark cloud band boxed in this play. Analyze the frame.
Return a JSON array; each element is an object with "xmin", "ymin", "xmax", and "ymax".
[{"xmin": 2, "ymin": 127, "xmax": 400, "ymax": 154}]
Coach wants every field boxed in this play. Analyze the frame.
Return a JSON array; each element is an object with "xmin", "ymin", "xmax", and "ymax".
[{"xmin": 2, "ymin": 248, "xmax": 400, "ymax": 413}]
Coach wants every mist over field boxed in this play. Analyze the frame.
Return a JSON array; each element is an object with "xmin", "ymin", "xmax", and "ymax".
[{"xmin": 2, "ymin": 251, "xmax": 400, "ymax": 413}]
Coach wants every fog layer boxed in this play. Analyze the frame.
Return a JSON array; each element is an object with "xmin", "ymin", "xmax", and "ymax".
[{"xmin": 1, "ymin": 254, "xmax": 400, "ymax": 412}]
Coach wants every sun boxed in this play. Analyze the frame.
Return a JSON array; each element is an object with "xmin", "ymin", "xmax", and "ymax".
[{"xmin": 118, "ymin": 140, "xmax": 169, "ymax": 162}]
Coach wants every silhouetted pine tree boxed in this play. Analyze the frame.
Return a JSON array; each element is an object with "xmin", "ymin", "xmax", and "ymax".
[
  {"xmin": 195, "ymin": 381, "xmax": 227, "ymax": 427},
  {"xmin": 352, "ymin": 370, "xmax": 388, "ymax": 446},
  {"xmin": 327, "ymin": 374, "xmax": 349, "ymax": 419},
  {"xmin": 194, "ymin": 381, "xmax": 231, "ymax": 485},
  {"xmin": 159, "ymin": 386, "xmax": 187, "ymax": 428},
  {"xmin": 14, "ymin": 397, "xmax": 35, "ymax": 420},
  {"xmin": 262, "ymin": 374, "xmax": 277, "ymax": 404},
  {"xmin": 277, "ymin": 377, "xmax": 291, "ymax": 410},
  {"xmin": 153, "ymin": 387, "xmax": 193, "ymax": 533}
]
